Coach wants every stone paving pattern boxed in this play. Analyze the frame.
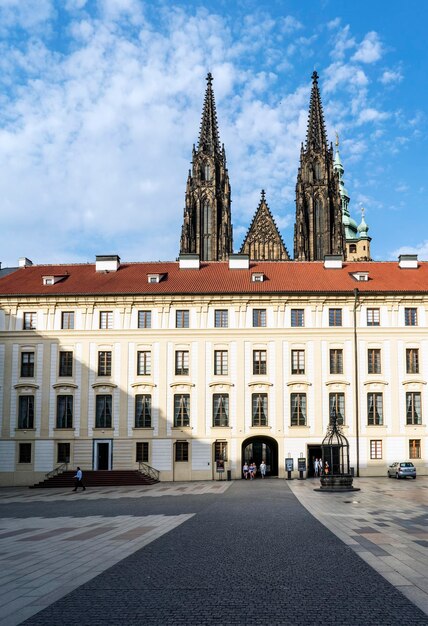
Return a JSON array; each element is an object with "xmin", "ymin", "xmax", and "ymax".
[{"xmin": 1, "ymin": 479, "xmax": 422, "ymax": 626}]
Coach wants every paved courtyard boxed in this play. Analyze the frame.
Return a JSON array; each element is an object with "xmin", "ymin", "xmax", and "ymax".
[{"xmin": 0, "ymin": 478, "xmax": 426, "ymax": 625}]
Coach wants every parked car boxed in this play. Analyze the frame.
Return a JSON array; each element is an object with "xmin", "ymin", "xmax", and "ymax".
[{"xmin": 387, "ymin": 462, "xmax": 416, "ymax": 479}]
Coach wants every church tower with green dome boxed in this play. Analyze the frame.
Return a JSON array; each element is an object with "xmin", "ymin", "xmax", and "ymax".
[{"xmin": 333, "ymin": 134, "xmax": 371, "ymax": 261}]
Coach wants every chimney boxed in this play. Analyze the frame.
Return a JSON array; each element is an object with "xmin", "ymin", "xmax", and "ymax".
[
  {"xmin": 324, "ymin": 255, "xmax": 343, "ymax": 269},
  {"xmin": 95, "ymin": 255, "xmax": 120, "ymax": 272},
  {"xmin": 398, "ymin": 254, "xmax": 418, "ymax": 269},
  {"xmin": 18, "ymin": 257, "xmax": 33, "ymax": 267},
  {"xmin": 179, "ymin": 254, "xmax": 200, "ymax": 269},
  {"xmin": 229, "ymin": 254, "xmax": 250, "ymax": 270}
]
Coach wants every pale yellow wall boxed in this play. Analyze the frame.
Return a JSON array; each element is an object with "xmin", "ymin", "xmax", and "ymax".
[{"xmin": 0, "ymin": 291, "xmax": 426, "ymax": 485}]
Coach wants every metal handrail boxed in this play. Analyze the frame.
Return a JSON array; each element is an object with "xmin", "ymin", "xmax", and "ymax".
[
  {"xmin": 138, "ymin": 462, "xmax": 160, "ymax": 482},
  {"xmin": 45, "ymin": 462, "xmax": 68, "ymax": 479}
]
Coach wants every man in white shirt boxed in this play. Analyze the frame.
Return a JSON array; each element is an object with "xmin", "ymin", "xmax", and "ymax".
[{"xmin": 73, "ymin": 466, "xmax": 86, "ymax": 492}]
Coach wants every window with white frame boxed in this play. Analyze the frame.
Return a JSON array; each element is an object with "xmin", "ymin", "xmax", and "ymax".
[
  {"xmin": 291, "ymin": 309, "xmax": 304, "ymax": 327},
  {"xmin": 99, "ymin": 311, "xmax": 113, "ymax": 329},
  {"xmin": 367, "ymin": 308, "xmax": 380, "ymax": 326},
  {"xmin": 409, "ymin": 439, "xmax": 421, "ymax": 459},
  {"xmin": 253, "ymin": 350, "xmax": 267, "ymax": 375},
  {"xmin": 61, "ymin": 311, "xmax": 75, "ymax": 330},
  {"xmin": 367, "ymin": 393, "xmax": 383, "ymax": 426},
  {"xmin": 329, "ymin": 349, "xmax": 343, "ymax": 374},
  {"xmin": 21, "ymin": 352, "xmax": 34, "ymax": 377},
  {"xmin": 368, "ymin": 348, "xmax": 381, "ymax": 374},
  {"xmin": 176, "ymin": 310, "xmax": 189, "ymax": 328},
  {"xmin": 253, "ymin": 309, "xmax": 266, "ymax": 327},
  {"xmin": 406, "ymin": 348, "xmax": 419, "ymax": 374},
  {"xmin": 175, "ymin": 350, "xmax": 189, "ymax": 375},
  {"xmin": 98, "ymin": 351, "xmax": 112, "ymax": 376},
  {"xmin": 18, "ymin": 396, "xmax": 34, "ymax": 429},
  {"xmin": 213, "ymin": 394, "xmax": 229, "ymax": 427},
  {"xmin": 136, "ymin": 441, "xmax": 149, "ymax": 462},
  {"xmin": 370, "ymin": 440, "xmax": 382, "ymax": 459},
  {"xmin": 406, "ymin": 392, "xmax": 421, "ymax": 425},
  {"xmin": 135, "ymin": 395, "xmax": 152, "ymax": 428},
  {"xmin": 404, "ymin": 308, "xmax": 417, "ymax": 326},
  {"xmin": 214, "ymin": 309, "xmax": 228, "ymax": 328},
  {"xmin": 138, "ymin": 310, "xmax": 151, "ymax": 329},
  {"xmin": 290, "ymin": 393, "xmax": 306, "ymax": 426},
  {"xmin": 23, "ymin": 312, "xmax": 37, "ymax": 330},
  {"xmin": 252, "ymin": 393, "xmax": 268, "ymax": 427},
  {"xmin": 95, "ymin": 395, "xmax": 112, "ymax": 428},
  {"xmin": 291, "ymin": 349, "xmax": 305, "ymax": 375},
  {"xmin": 214, "ymin": 350, "xmax": 228, "ymax": 375},
  {"xmin": 56, "ymin": 395, "xmax": 73, "ymax": 429},
  {"xmin": 174, "ymin": 394, "xmax": 190, "ymax": 427},
  {"xmin": 329, "ymin": 392, "xmax": 345, "ymax": 425},
  {"xmin": 137, "ymin": 351, "xmax": 151, "ymax": 376}
]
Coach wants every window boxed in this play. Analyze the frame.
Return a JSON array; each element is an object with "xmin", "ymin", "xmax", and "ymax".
[
  {"xmin": 349, "ymin": 244, "xmax": 357, "ymax": 254},
  {"xmin": 214, "ymin": 350, "xmax": 228, "ymax": 375},
  {"xmin": 61, "ymin": 312, "xmax": 75, "ymax": 330},
  {"xmin": 291, "ymin": 309, "xmax": 304, "ymax": 327},
  {"xmin": 370, "ymin": 440, "xmax": 382, "ymax": 460},
  {"xmin": 367, "ymin": 308, "xmax": 380, "ymax": 326},
  {"xmin": 253, "ymin": 350, "xmax": 267, "ymax": 375},
  {"xmin": 56, "ymin": 395, "xmax": 73, "ymax": 429},
  {"xmin": 405, "ymin": 308, "xmax": 417, "ymax": 326},
  {"xmin": 175, "ymin": 350, "xmax": 189, "ymax": 375},
  {"xmin": 23, "ymin": 312, "xmax": 36, "ymax": 330},
  {"xmin": 252, "ymin": 393, "xmax": 268, "ymax": 427},
  {"xmin": 329, "ymin": 393, "xmax": 345, "ymax": 425},
  {"xmin": 406, "ymin": 392, "xmax": 421, "ymax": 425},
  {"xmin": 214, "ymin": 441, "xmax": 228, "ymax": 461},
  {"xmin": 19, "ymin": 443, "xmax": 31, "ymax": 464},
  {"xmin": 409, "ymin": 439, "xmax": 421, "ymax": 460},
  {"xmin": 367, "ymin": 393, "xmax": 383, "ymax": 426},
  {"xmin": 213, "ymin": 394, "xmax": 229, "ymax": 427},
  {"xmin": 18, "ymin": 396, "xmax": 34, "ymax": 429},
  {"xmin": 20, "ymin": 352, "xmax": 34, "ymax": 377},
  {"xmin": 330, "ymin": 349, "xmax": 343, "ymax": 375},
  {"xmin": 175, "ymin": 441, "xmax": 189, "ymax": 462},
  {"xmin": 368, "ymin": 348, "xmax": 381, "ymax": 374},
  {"xmin": 135, "ymin": 395, "xmax": 151, "ymax": 428},
  {"xmin": 329, "ymin": 309, "xmax": 342, "ymax": 327},
  {"xmin": 136, "ymin": 442, "xmax": 149, "ymax": 463},
  {"xmin": 98, "ymin": 351, "xmax": 112, "ymax": 376},
  {"xmin": 138, "ymin": 310, "xmax": 151, "ymax": 329},
  {"xmin": 137, "ymin": 351, "xmax": 151, "ymax": 376},
  {"xmin": 291, "ymin": 350, "xmax": 305, "ymax": 375},
  {"xmin": 406, "ymin": 348, "xmax": 419, "ymax": 374},
  {"xmin": 99, "ymin": 311, "xmax": 113, "ymax": 329},
  {"xmin": 95, "ymin": 395, "xmax": 112, "ymax": 428},
  {"xmin": 57, "ymin": 442, "xmax": 70, "ymax": 463},
  {"xmin": 215, "ymin": 309, "xmax": 228, "ymax": 328},
  {"xmin": 59, "ymin": 351, "xmax": 73, "ymax": 377},
  {"xmin": 253, "ymin": 309, "xmax": 266, "ymax": 327},
  {"xmin": 176, "ymin": 310, "xmax": 189, "ymax": 328},
  {"xmin": 174, "ymin": 394, "xmax": 190, "ymax": 427},
  {"xmin": 291, "ymin": 393, "xmax": 307, "ymax": 426}
]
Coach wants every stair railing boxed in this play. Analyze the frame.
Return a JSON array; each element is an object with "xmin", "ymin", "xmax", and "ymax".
[
  {"xmin": 45, "ymin": 462, "xmax": 68, "ymax": 480},
  {"xmin": 138, "ymin": 462, "xmax": 160, "ymax": 482}
]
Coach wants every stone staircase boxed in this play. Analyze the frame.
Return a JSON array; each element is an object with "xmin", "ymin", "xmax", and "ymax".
[{"xmin": 30, "ymin": 469, "xmax": 159, "ymax": 489}]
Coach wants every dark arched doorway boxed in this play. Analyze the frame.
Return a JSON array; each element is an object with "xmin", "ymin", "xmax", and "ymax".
[{"xmin": 241, "ymin": 436, "xmax": 278, "ymax": 477}]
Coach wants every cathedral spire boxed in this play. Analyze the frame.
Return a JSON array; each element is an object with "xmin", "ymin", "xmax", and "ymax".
[
  {"xmin": 305, "ymin": 71, "xmax": 328, "ymax": 151},
  {"xmin": 198, "ymin": 72, "xmax": 221, "ymax": 155},
  {"xmin": 180, "ymin": 73, "xmax": 233, "ymax": 261},
  {"xmin": 294, "ymin": 71, "xmax": 345, "ymax": 261}
]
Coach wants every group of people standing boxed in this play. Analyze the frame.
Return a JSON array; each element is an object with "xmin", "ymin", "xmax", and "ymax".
[
  {"xmin": 313, "ymin": 458, "xmax": 329, "ymax": 477},
  {"xmin": 243, "ymin": 461, "xmax": 267, "ymax": 479}
]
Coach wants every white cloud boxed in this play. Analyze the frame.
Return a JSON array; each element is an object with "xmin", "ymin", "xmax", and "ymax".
[
  {"xmin": 352, "ymin": 31, "xmax": 383, "ymax": 64},
  {"xmin": 380, "ymin": 69, "xmax": 403, "ymax": 84},
  {"xmin": 330, "ymin": 25, "xmax": 355, "ymax": 60},
  {"xmin": 392, "ymin": 241, "xmax": 428, "ymax": 261},
  {"xmin": 395, "ymin": 184, "xmax": 409, "ymax": 193},
  {"xmin": 281, "ymin": 15, "xmax": 303, "ymax": 34},
  {"xmin": 357, "ymin": 108, "xmax": 389, "ymax": 124},
  {"xmin": 0, "ymin": 0, "xmax": 54, "ymax": 34}
]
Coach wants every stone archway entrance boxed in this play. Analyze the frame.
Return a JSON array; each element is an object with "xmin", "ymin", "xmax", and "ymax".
[{"xmin": 241, "ymin": 436, "xmax": 278, "ymax": 477}]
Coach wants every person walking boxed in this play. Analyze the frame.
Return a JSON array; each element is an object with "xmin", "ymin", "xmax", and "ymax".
[
  {"xmin": 249, "ymin": 462, "xmax": 256, "ymax": 479},
  {"xmin": 243, "ymin": 462, "xmax": 249, "ymax": 479},
  {"xmin": 259, "ymin": 460, "xmax": 267, "ymax": 478},
  {"xmin": 313, "ymin": 457, "xmax": 318, "ymax": 477},
  {"xmin": 73, "ymin": 466, "xmax": 86, "ymax": 492}
]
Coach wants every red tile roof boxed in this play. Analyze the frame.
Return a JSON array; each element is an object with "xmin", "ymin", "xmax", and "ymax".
[{"xmin": 0, "ymin": 261, "xmax": 427, "ymax": 297}]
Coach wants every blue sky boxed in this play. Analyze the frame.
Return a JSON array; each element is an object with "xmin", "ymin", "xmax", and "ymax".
[{"xmin": 0, "ymin": 0, "xmax": 426, "ymax": 265}]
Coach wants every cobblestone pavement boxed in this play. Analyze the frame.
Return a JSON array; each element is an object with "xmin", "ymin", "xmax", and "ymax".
[
  {"xmin": 0, "ymin": 479, "xmax": 423, "ymax": 625},
  {"xmin": 288, "ymin": 476, "xmax": 428, "ymax": 616}
]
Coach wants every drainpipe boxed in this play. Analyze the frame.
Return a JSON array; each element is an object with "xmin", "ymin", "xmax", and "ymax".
[{"xmin": 353, "ymin": 288, "xmax": 360, "ymax": 477}]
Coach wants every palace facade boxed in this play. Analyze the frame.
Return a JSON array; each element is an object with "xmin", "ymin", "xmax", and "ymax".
[{"xmin": 0, "ymin": 73, "xmax": 425, "ymax": 486}]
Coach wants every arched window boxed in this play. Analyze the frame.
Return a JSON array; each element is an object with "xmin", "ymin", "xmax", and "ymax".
[
  {"xmin": 315, "ymin": 198, "xmax": 323, "ymax": 259},
  {"xmin": 203, "ymin": 200, "xmax": 212, "ymax": 260},
  {"xmin": 202, "ymin": 162, "xmax": 210, "ymax": 181},
  {"xmin": 349, "ymin": 244, "xmax": 357, "ymax": 253},
  {"xmin": 314, "ymin": 161, "xmax": 321, "ymax": 181}
]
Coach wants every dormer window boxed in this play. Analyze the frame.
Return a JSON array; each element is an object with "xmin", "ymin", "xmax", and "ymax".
[
  {"xmin": 252, "ymin": 273, "xmax": 264, "ymax": 283},
  {"xmin": 42, "ymin": 274, "xmax": 67, "ymax": 286},
  {"xmin": 147, "ymin": 273, "xmax": 165, "ymax": 284},
  {"xmin": 351, "ymin": 271, "xmax": 369, "ymax": 282}
]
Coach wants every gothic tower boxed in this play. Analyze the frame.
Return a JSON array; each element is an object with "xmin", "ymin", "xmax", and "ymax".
[
  {"xmin": 294, "ymin": 71, "xmax": 345, "ymax": 261},
  {"xmin": 180, "ymin": 73, "xmax": 233, "ymax": 261},
  {"xmin": 240, "ymin": 190, "xmax": 290, "ymax": 260}
]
